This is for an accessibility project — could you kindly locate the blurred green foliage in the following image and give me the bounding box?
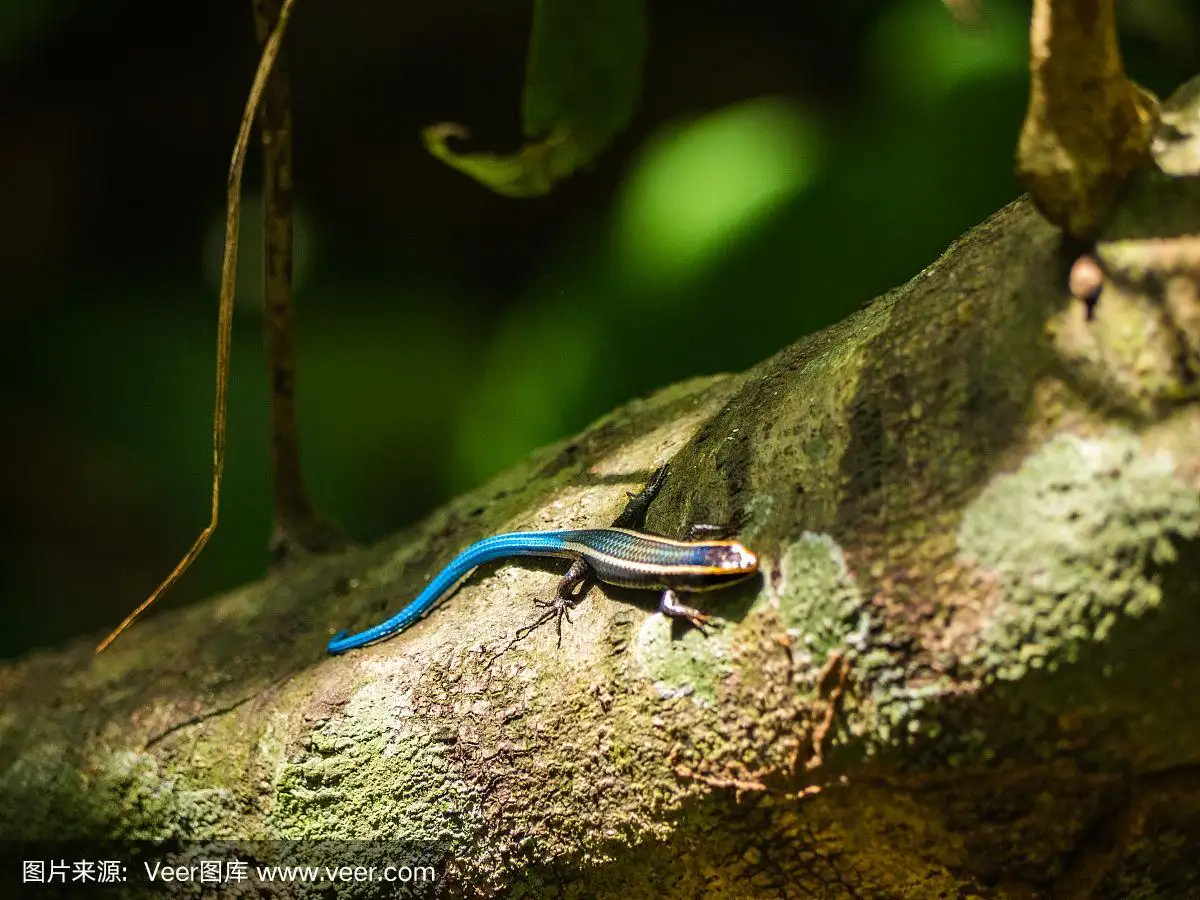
[0,0,1193,656]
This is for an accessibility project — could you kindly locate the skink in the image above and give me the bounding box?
[327,466,759,654]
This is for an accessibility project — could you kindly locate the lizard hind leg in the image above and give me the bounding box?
[528,557,591,646]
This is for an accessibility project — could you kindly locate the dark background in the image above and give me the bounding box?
[0,0,1192,657]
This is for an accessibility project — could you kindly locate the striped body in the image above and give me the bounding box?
[327,527,758,654]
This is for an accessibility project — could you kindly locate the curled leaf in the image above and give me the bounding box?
[421,123,578,198]
[424,0,646,197]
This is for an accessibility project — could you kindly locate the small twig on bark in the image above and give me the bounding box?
[252,0,346,563]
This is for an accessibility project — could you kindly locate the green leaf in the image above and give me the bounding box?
[424,0,647,197]
[522,0,646,150]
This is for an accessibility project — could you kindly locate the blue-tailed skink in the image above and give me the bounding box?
[327,466,758,654]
